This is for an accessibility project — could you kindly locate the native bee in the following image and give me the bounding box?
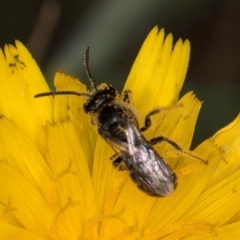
[35,47,206,197]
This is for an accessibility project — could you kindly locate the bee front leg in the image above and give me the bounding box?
[122,90,132,104]
[140,109,161,132]
[141,104,183,132]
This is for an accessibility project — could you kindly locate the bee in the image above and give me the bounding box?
[35,47,207,197]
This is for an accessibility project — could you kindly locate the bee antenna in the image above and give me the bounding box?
[34,91,90,98]
[84,47,97,89]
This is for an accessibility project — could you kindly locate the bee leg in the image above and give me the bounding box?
[140,109,161,132]
[141,104,184,132]
[149,136,182,150]
[122,90,132,103]
[110,153,127,170]
[149,136,208,165]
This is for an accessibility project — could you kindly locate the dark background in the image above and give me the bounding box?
[1,0,239,148]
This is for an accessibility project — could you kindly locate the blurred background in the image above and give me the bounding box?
[0,0,239,148]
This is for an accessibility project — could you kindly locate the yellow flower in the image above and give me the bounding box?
[0,26,239,239]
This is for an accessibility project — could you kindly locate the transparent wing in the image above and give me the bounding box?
[123,117,176,197]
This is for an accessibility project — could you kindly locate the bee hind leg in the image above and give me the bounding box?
[110,153,127,170]
[149,136,208,165]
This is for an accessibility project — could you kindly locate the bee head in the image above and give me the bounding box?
[83,84,117,114]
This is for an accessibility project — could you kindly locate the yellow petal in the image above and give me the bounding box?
[50,72,98,170]
[152,92,202,149]
[185,221,240,240]
[92,137,120,213]
[45,121,97,237]
[124,26,190,118]
[142,139,221,232]
[0,221,45,240]
[183,168,240,227]
[52,72,87,122]
[206,114,240,188]
[0,41,52,153]
[0,162,54,239]
[0,115,52,195]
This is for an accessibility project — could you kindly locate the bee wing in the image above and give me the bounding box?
[122,116,155,164]
[123,117,176,196]
[98,124,128,152]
